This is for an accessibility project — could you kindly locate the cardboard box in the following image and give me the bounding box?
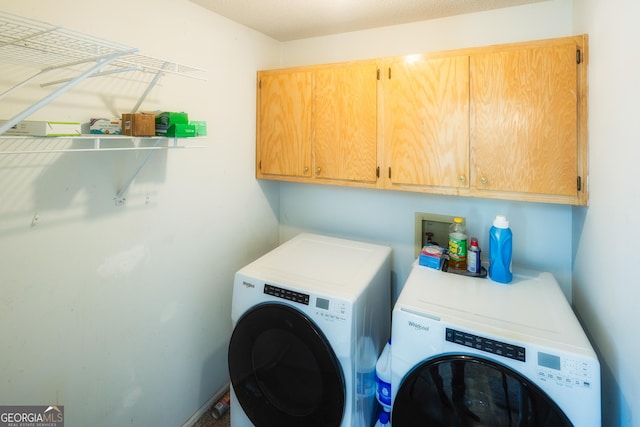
[122,113,155,136]
[1,120,81,137]
[419,245,444,270]
[89,118,121,135]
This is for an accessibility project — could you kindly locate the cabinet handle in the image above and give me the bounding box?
[458,175,467,183]
[480,176,489,186]
[303,166,309,174]
[316,167,321,175]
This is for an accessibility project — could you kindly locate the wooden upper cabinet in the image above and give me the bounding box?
[314,61,378,183]
[470,35,588,205]
[257,69,313,178]
[383,54,470,191]
[255,35,588,205]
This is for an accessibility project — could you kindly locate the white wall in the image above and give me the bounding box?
[277,0,576,299]
[281,0,573,66]
[0,1,281,425]
[279,185,573,301]
[573,0,640,425]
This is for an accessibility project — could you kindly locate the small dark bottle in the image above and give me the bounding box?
[467,237,481,274]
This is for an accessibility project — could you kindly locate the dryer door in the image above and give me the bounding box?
[228,303,345,427]
[393,355,572,427]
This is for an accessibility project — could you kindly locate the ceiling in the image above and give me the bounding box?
[190,0,546,41]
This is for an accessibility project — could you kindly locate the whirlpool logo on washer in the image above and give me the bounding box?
[242,281,255,288]
[408,320,430,332]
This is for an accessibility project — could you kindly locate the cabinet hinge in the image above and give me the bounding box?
[388,67,391,79]
[577,176,582,191]
[377,69,380,80]
[259,160,261,171]
[376,166,380,178]
[576,49,582,64]
[258,79,262,89]
[388,167,391,179]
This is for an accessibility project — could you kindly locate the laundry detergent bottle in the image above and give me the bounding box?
[375,339,392,412]
[489,215,513,283]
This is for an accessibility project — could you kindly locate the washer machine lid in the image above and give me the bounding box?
[392,354,572,427]
[228,303,345,427]
[397,264,594,353]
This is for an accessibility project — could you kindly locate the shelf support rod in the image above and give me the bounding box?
[0,69,48,102]
[114,138,163,206]
[0,48,137,135]
[131,62,170,113]
[40,66,141,88]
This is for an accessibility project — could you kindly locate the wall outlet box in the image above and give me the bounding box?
[414,212,463,258]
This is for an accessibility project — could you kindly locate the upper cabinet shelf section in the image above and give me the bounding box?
[0,11,205,135]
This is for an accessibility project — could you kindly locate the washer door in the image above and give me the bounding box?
[228,303,345,427]
[393,355,573,427]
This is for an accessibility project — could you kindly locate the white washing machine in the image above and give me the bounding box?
[391,263,601,426]
[228,233,392,427]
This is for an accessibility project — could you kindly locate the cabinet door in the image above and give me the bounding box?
[384,55,470,190]
[470,37,586,203]
[257,69,313,178]
[314,62,378,183]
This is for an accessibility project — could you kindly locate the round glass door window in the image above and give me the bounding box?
[228,303,345,427]
[393,355,572,426]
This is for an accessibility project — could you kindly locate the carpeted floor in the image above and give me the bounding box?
[192,407,230,427]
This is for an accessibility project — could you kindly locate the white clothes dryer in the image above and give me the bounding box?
[228,233,392,427]
[391,263,601,427]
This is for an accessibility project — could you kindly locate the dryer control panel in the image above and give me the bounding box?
[446,327,526,362]
[264,284,309,305]
[262,284,347,322]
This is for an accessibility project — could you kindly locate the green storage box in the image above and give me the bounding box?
[166,123,196,138]
[155,111,190,137]
[155,112,188,126]
[190,120,207,136]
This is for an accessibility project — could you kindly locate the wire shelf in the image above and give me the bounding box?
[0,11,206,137]
[0,11,203,77]
[0,12,207,204]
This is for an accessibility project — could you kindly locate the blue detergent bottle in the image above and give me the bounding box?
[489,215,513,283]
[375,339,392,412]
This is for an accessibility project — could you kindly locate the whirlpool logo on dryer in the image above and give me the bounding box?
[408,321,430,332]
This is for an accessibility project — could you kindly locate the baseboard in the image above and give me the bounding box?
[181,382,230,427]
